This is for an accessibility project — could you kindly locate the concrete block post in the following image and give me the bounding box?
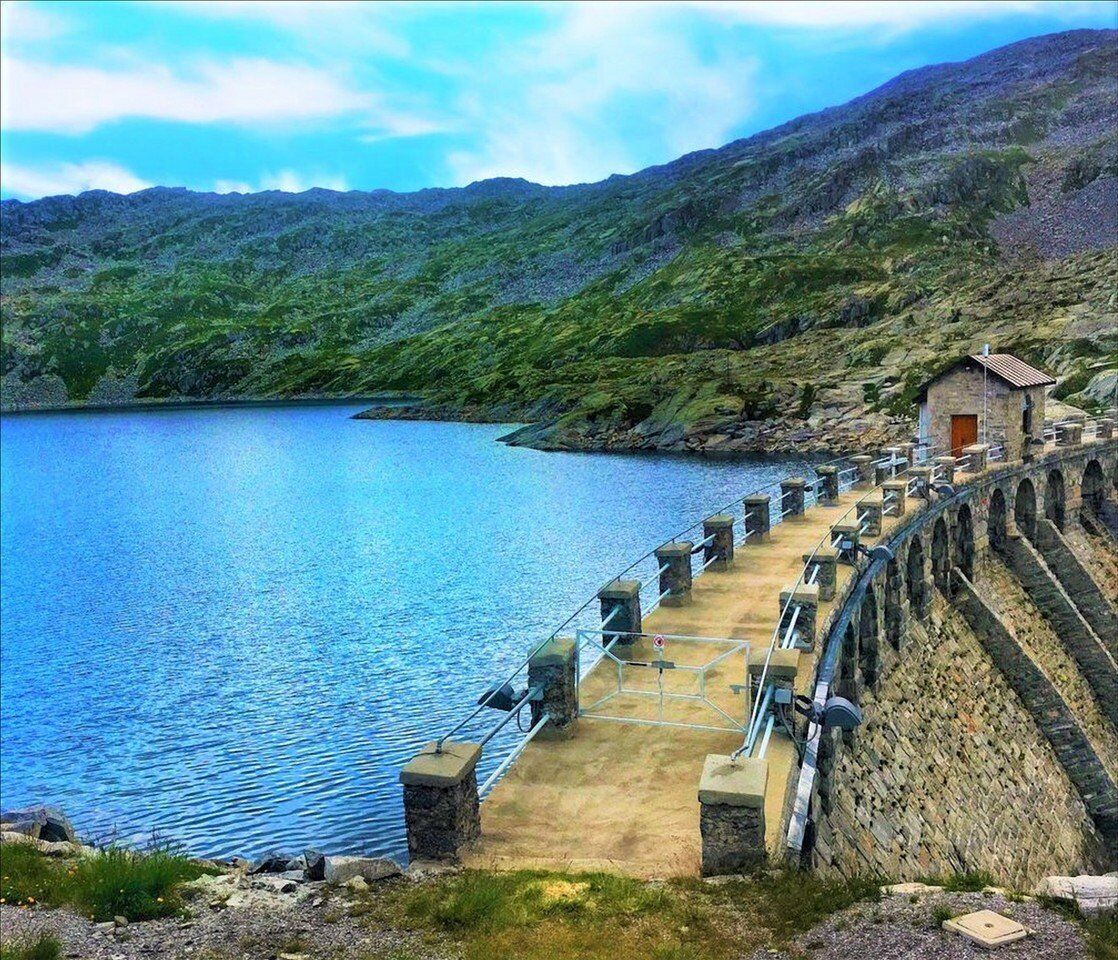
[907,466,933,500]
[899,442,918,467]
[698,755,768,876]
[528,637,578,741]
[857,498,883,537]
[598,580,642,646]
[400,741,481,862]
[702,515,735,571]
[742,494,771,543]
[779,583,819,651]
[780,478,807,518]
[1058,423,1083,447]
[831,522,861,565]
[934,456,957,485]
[852,455,875,489]
[1095,419,1114,440]
[816,465,840,504]
[882,479,907,517]
[803,547,838,601]
[962,443,988,473]
[655,542,694,607]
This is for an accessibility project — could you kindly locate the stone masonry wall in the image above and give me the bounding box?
[924,367,1042,460]
[812,592,1108,887]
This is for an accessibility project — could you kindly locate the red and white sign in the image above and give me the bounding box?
[652,635,666,651]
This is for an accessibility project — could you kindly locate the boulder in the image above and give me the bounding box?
[248,852,293,875]
[0,806,75,843]
[304,849,326,881]
[1035,875,1118,916]
[322,855,401,885]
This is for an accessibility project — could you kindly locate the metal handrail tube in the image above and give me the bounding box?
[478,685,543,747]
[479,713,550,798]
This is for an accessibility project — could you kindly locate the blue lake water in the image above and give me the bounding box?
[0,404,805,861]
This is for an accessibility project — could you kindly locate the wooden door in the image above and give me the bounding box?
[951,415,978,456]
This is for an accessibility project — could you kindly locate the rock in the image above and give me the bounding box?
[0,806,76,842]
[323,855,401,885]
[0,829,41,846]
[113,916,128,927]
[881,882,945,896]
[286,854,308,873]
[39,839,82,857]
[304,849,326,881]
[1034,875,1118,915]
[344,876,368,893]
[248,852,293,875]
[277,870,305,883]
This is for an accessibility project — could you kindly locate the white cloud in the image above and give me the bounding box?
[447,2,758,187]
[213,169,349,193]
[0,55,376,134]
[0,1,68,43]
[1,159,153,198]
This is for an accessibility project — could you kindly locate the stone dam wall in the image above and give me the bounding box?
[805,442,1118,887]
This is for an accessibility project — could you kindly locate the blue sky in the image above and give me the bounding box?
[1,1,1115,200]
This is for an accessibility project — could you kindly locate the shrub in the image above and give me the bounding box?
[0,932,61,960]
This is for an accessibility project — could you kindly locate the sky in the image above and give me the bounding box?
[0,1,1115,200]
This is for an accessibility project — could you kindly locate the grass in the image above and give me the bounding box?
[0,842,212,922]
[356,867,880,960]
[916,870,997,893]
[1084,913,1118,960]
[0,933,61,960]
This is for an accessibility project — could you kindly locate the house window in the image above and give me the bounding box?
[1022,394,1033,436]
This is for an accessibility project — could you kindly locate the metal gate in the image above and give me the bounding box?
[575,629,751,733]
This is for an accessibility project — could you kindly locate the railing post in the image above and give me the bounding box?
[851,455,875,489]
[934,456,957,485]
[831,522,861,565]
[400,741,481,862]
[598,580,642,645]
[779,583,819,651]
[1058,422,1083,446]
[962,443,988,473]
[816,465,840,505]
[780,478,807,518]
[882,479,907,517]
[1096,419,1114,440]
[743,495,771,542]
[703,515,735,570]
[907,466,933,500]
[899,442,917,468]
[655,542,694,606]
[857,498,883,537]
[803,548,837,601]
[698,755,768,876]
[528,637,578,741]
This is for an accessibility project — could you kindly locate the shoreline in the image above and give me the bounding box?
[0,393,422,418]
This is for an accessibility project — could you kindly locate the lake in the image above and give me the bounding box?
[0,404,805,861]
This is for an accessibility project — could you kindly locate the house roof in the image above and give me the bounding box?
[916,354,1056,400]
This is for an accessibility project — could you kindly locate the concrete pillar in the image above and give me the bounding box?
[598,580,641,645]
[698,755,768,876]
[1058,423,1083,447]
[816,465,840,504]
[779,583,819,651]
[962,443,988,473]
[742,494,771,542]
[655,542,694,606]
[400,741,481,862]
[857,498,883,537]
[852,455,875,489]
[899,442,918,467]
[1095,419,1114,440]
[831,521,861,565]
[934,456,957,485]
[907,466,933,500]
[882,479,907,517]
[803,547,837,601]
[702,515,734,571]
[780,478,807,518]
[528,637,578,740]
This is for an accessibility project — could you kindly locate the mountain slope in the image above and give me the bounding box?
[2,29,1116,451]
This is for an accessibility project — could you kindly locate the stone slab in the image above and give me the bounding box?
[529,636,576,669]
[698,755,768,808]
[400,741,481,787]
[747,648,801,680]
[598,579,640,600]
[942,910,1027,949]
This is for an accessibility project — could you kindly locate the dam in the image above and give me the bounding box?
[400,354,1118,884]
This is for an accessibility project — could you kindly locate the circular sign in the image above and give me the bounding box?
[652,635,666,651]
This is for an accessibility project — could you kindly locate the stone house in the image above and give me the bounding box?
[915,354,1055,460]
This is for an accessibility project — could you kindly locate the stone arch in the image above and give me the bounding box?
[953,503,975,583]
[1044,469,1066,530]
[885,556,903,650]
[838,621,858,702]
[1015,477,1037,540]
[1082,459,1106,515]
[989,487,1008,552]
[906,536,927,619]
[858,586,880,688]
[931,516,950,594]
[816,729,838,815]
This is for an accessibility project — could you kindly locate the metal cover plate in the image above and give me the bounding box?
[943,910,1027,949]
